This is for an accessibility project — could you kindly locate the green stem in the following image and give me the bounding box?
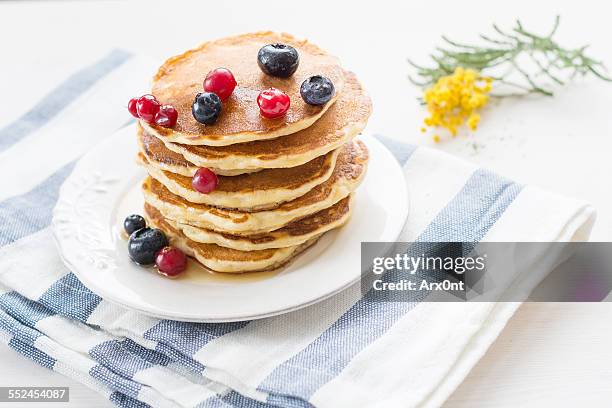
[408,16,611,96]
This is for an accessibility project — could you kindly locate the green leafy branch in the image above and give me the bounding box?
[409,16,611,97]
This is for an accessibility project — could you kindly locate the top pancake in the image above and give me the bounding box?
[147,32,345,146]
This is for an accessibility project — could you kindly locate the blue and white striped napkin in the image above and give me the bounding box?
[0,50,596,408]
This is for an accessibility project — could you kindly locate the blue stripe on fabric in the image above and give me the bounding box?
[38,272,102,322]
[0,49,132,152]
[154,342,206,374]
[90,365,141,399]
[0,308,56,369]
[0,160,75,247]
[90,340,156,379]
[221,391,280,408]
[374,135,418,166]
[8,337,56,369]
[88,339,171,385]
[264,395,313,408]
[143,320,248,360]
[0,308,45,345]
[116,338,171,367]
[263,298,423,404]
[259,168,523,403]
[196,396,234,408]
[198,391,282,408]
[0,291,54,326]
[419,169,523,242]
[109,392,150,408]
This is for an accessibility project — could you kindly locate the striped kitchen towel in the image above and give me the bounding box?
[0,50,596,408]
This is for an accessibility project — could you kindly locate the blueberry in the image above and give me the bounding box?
[192,92,222,125]
[128,227,169,265]
[300,75,335,106]
[257,44,299,78]
[124,214,146,235]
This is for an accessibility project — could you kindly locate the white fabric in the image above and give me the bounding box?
[0,50,597,407]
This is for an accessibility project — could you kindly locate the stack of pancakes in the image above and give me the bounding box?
[137,32,372,273]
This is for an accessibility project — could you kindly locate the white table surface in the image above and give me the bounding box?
[1,0,611,406]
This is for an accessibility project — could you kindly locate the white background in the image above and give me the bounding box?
[1,0,611,406]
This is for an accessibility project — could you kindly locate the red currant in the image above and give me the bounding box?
[154,105,178,128]
[136,94,161,123]
[192,167,218,194]
[257,88,290,119]
[155,246,187,277]
[204,68,237,101]
[127,97,139,118]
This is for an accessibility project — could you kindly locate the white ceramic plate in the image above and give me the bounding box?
[52,124,408,322]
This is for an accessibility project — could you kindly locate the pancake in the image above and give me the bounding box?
[177,195,353,251]
[138,125,199,176]
[146,32,345,146]
[137,142,339,211]
[142,140,369,234]
[145,204,320,273]
[147,71,371,172]
[137,124,257,177]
